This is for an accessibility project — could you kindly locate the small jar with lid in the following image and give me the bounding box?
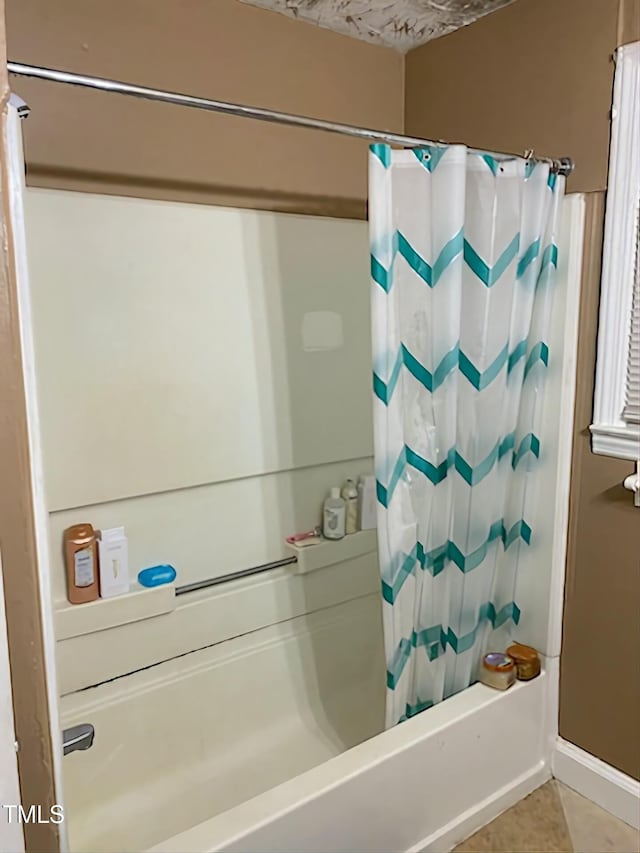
[506,643,541,681]
[479,652,516,690]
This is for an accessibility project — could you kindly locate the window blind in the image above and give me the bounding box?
[623,199,640,424]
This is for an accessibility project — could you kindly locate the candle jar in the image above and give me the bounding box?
[506,643,541,680]
[479,652,516,690]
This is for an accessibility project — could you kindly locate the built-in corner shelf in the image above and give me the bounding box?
[285,529,377,574]
[55,583,176,641]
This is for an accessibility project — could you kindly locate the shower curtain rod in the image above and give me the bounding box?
[8,61,574,176]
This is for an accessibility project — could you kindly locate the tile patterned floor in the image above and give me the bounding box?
[453,781,640,853]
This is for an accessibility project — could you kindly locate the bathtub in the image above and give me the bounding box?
[59,574,554,853]
[60,592,387,852]
[153,673,552,853]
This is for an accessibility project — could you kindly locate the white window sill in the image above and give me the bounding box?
[590,423,640,460]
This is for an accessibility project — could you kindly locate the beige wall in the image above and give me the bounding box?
[406,0,640,780]
[405,0,618,194]
[562,192,640,781]
[6,0,403,218]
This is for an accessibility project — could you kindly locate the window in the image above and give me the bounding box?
[591,41,640,460]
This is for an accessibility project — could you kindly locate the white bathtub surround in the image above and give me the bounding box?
[55,550,379,696]
[370,144,565,726]
[24,188,375,612]
[552,739,640,830]
[15,100,585,853]
[52,195,585,853]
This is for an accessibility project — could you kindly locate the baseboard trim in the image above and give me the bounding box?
[409,762,550,853]
[552,738,640,829]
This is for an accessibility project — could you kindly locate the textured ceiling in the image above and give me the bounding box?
[241,0,514,51]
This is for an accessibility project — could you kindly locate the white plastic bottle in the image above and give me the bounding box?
[323,487,346,540]
[98,526,130,598]
[341,478,358,535]
[357,474,377,530]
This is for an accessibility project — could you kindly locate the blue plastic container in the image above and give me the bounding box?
[137,564,177,588]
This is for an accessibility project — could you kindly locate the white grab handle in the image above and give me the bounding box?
[623,461,640,507]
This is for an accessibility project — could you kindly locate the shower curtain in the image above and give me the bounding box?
[369,143,564,727]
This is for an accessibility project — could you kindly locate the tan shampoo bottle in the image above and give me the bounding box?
[64,523,100,604]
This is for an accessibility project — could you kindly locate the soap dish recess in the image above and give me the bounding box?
[285,529,377,574]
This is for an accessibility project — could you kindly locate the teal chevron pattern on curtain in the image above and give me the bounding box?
[369,143,564,727]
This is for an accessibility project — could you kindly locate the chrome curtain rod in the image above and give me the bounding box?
[8,61,573,176]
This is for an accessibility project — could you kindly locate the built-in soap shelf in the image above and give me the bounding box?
[285,529,377,574]
[55,583,176,641]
